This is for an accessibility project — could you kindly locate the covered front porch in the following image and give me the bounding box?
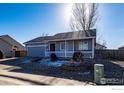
[46,51,93,58]
[45,38,95,58]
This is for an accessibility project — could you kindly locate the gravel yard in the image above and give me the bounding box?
[0,57,123,85]
[0,57,94,85]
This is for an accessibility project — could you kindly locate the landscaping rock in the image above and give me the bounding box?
[61,61,94,71]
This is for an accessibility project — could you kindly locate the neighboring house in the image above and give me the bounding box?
[95,43,107,50]
[0,35,25,57]
[24,29,96,58]
[118,45,124,50]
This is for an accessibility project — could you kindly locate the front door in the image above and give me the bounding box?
[50,44,55,51]
[0,50,3,59]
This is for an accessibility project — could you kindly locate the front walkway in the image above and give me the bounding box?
[0,70,93,85]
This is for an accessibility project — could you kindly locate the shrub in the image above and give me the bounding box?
[84,61,94,71]
[72,51,83,62]
[50,53,58,61]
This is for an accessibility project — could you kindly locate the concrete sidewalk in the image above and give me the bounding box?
[0,70,94,85]
[0,57,18,62]
[0,75,35,85]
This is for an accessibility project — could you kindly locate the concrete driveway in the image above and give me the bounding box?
[0,58,94,85]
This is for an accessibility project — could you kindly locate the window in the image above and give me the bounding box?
[60,42,65,50]
[79,42,83,50]
[12,46,18,51]
[83,41,88,50]
[79,41,88,50]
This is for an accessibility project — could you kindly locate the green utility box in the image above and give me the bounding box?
[94,64,104,84]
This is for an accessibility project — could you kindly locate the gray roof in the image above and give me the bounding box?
[0,35,25,50]
[118,45,124,49]
[24,36,53,44]
[96,43,107,48]
[24,29,96,44]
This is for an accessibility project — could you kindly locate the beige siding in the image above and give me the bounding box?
[0,39,13,57]
[1,35,25,50]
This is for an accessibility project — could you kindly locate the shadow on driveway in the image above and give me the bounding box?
[0,74,49,85]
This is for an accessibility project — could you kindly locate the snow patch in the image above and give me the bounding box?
[40,60,67,67]
[47,61,65,67]
[22,59,31,64]
[78,72,90,75]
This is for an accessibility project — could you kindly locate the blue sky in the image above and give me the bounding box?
[0,3,124,49]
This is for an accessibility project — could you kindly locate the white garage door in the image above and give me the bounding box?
[27,45,46,57]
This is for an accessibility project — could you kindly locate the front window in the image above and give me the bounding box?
[60,42,65,50]
[79,41,88,50]
[12,46,18,51]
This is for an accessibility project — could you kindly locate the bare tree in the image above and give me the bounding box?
[102,40,107,47]
[70,3,98,36]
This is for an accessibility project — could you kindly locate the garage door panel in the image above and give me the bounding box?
[27,46,45,57]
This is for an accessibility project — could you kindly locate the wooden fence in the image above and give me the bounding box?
[15,51,26,57]
[95,49,124,60]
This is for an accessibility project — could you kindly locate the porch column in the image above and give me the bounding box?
[92,38,95,58]
[73,40,74,53]
[65,40,66,57]
[45,43,47,57]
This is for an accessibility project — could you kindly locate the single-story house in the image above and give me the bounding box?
[95,43,107,50]
[118,45,124,50]
[0,35,25,58]
[24,29,96,59]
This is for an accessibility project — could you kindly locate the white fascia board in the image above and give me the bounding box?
[47,37,96,42]
[24,41,47,45]
[26,44,47,47]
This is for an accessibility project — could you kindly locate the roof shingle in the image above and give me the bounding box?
[24,29,96,44]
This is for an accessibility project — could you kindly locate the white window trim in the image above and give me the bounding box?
[79,41,83,50]
[79,41,89,50]
[60,42,65,51]
[83,41,89,50]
